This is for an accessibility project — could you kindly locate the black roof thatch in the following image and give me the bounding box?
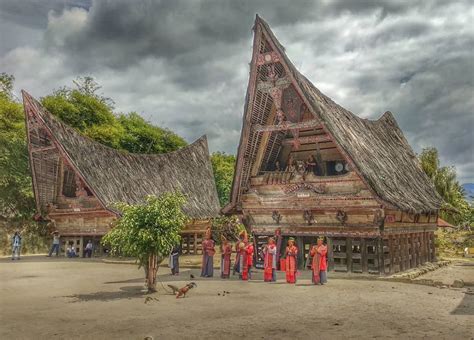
[23,91,220,219]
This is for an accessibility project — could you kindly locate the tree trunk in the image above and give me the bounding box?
[146,253,158,293]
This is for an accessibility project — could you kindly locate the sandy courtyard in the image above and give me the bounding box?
[0,257,472,340]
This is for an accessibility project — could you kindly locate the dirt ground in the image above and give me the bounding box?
[0,257,472,340]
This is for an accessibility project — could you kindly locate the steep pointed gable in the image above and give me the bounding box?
[227,15,442,214]
[23,91,221,219]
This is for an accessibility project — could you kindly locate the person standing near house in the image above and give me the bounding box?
[263,237,277,282]
[169,244,181,276]
[200,227,215,278]
[245,237,254,279]
[310,238,328,285]
[233,230,246,277]
[84,240,93,258]
[220,236,232,279]
[47,231,60,257]
[11,231,22,260]
[285,237,298,284]
[48,230,61,257]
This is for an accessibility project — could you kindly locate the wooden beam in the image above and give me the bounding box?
[31,145,57,153]
[253,119,322,133]
[282,135,331,146]
[251,105,276,176]
[256,77,292,92]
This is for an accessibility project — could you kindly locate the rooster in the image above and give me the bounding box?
[167,282,197,298]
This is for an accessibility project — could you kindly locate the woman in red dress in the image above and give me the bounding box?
[310,238,328,285]
[220,236,232,279]
[285,237,298,283]
[263,237,277,282]
[200,228,215,278]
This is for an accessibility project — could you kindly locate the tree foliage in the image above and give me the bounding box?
[419,147,473,226]
[101,193,187,292]
[41,77,187,154]
[0,74,35,219]
[211,152,235,207]
[118,112,187,154]
[211,215,245,243]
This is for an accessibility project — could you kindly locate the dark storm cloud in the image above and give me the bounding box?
[43,0,319,71]
[1,0,473,182]
[0,0,91,28]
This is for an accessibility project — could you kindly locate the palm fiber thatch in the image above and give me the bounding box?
[23,91,220,219]
[229,16,442,214]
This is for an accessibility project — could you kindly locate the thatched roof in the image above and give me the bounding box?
[227,16,442,214]
[23,91,220,219]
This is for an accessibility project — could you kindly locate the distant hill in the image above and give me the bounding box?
[462,183,474,202]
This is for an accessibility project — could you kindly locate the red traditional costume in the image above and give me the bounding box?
[200,228,215,278]
[285,240,298,283]
[263,240,277,282]
[245,241,254,280]
[310,242,328,285]
[220,240,232,279]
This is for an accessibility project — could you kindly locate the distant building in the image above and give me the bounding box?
[224,16,443,274]
[23,91,220,257]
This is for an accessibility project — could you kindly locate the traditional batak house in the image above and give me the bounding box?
[223,16,442,274]
[22,91,220,257]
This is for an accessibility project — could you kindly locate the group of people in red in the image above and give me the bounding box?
[200,227,328,285]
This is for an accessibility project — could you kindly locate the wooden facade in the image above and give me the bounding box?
[224,16,442,274]
[23,92,220,257]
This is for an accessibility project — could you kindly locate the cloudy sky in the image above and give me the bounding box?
[1,0,473,183]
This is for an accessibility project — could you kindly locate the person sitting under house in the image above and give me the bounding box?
[67,243,77,258]
[84,240,93,258]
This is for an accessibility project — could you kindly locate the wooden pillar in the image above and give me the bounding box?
[410,233,416,268]
[431,232,437,262]
[427,232,432,262]
[416,233,421,266]
[296,237,304,269]
[420,232,425,263]
[186,235,190,255]
[377,237,384,275]
[193,233,198,255]
[346,238,352,273]
[398,234,407,272]
[404,234,410,269]
[327,237,334,272]
[79,236,84,258]
[389,235,394,274]
[361,238,368,273]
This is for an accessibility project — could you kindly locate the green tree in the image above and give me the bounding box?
[118,112,187,154]
[102,193,187,293]
[0,74,35,220]
[42,77,187,154]
[211,152,236,207]
[419,147,472,226]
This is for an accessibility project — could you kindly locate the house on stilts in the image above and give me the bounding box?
[223,16,443,275]
[22,91,220,257]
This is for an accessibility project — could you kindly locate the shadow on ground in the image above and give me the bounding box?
[104,277,144,284]
[65,285,145,302]
[451,292,474,315]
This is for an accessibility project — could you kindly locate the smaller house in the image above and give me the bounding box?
[23,91,220,257]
